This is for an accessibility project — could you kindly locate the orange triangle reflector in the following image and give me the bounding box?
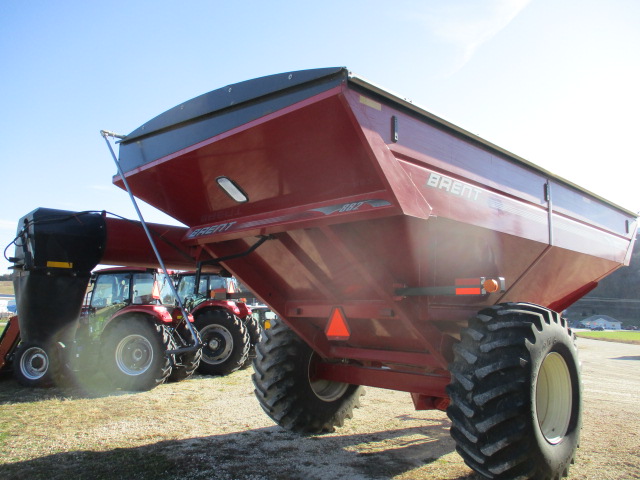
[326,307,350,341]
[151,281,161,300]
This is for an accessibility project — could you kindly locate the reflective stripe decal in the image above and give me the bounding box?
[46,261,73,269]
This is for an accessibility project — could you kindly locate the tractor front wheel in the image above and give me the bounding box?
[447,302,582,480]
[168,323,202,382]
[252,318,363,433]
[13,341,60,388]
[100,316,172,391]
[194,309,249,376]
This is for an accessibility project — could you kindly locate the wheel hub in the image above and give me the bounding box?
[116,334,153,376]
[536,352,573,444]
[308,353,349,402]
[131,348,144,362]
[200,325,233,364]
[21,347,49,380]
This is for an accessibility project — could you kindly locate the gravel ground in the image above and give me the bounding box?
[1,337,639,479]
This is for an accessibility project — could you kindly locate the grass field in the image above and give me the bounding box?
[575,330,640,345]
[0,281,13,295]
[0,371,260,480]
[1,339,639,479]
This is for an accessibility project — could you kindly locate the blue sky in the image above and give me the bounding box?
[1,0,639,274]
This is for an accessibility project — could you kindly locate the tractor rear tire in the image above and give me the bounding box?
[241,315,262,369]
[13,341,60,388]
[447,303,582,480]
[252,318,363,433]
[100,316,172,391]
[195,309,249,376]
[244,315,262,346]
[168,324,202,382]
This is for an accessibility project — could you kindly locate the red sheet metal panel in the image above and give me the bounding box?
[101,217,198,271]
[0,317,20,371]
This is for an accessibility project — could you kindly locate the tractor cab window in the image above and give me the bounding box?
[206,275,236,298]
[131,273,157,304]
[207,276,228,292]
[176,275,196,299]
[198,277,210,295]
[174,274,237,301]
[130,272,173,305]
[156,273,175,305]
[91,273,131,307]
[176,275,209,298]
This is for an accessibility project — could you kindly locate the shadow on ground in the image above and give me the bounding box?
[0,370,145,404]
[0,421,479,480]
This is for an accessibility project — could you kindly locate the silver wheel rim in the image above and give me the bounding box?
[308,354,349,402]
[115,334,153,376]
[20,346,49,380]
[200,324,233,364]
[536,352,573,444]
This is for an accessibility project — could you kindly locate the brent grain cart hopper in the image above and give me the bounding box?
[13,67,638,479]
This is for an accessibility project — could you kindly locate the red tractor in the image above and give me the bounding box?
[173,271,261,375]
[8,266,201,391]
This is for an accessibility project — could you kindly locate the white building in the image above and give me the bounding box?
[0,298,15,318]
[580,314,622,330]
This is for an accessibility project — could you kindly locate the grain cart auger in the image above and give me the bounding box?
[9,67,639,479]
[5,208,208,389]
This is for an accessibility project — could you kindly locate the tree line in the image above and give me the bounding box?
[589,236,640,300]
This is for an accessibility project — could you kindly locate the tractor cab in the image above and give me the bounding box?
[169,271,260,375]
[80,267,181,344]
[174,272,240,303]
[87,267,173,310]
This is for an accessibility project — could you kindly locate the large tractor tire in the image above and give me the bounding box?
[100,316,173,391]
[244,315,262,346]
[194,309,249,376]
[168,323,202,382]
[252,318,364,433]
[13,341,60,388]
[447,303,582,480]
[240,315,262,369]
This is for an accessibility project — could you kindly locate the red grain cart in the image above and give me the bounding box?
[10,67,638,479]
[116,67,637,480]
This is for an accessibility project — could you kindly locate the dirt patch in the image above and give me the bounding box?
[1,337,639,479]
